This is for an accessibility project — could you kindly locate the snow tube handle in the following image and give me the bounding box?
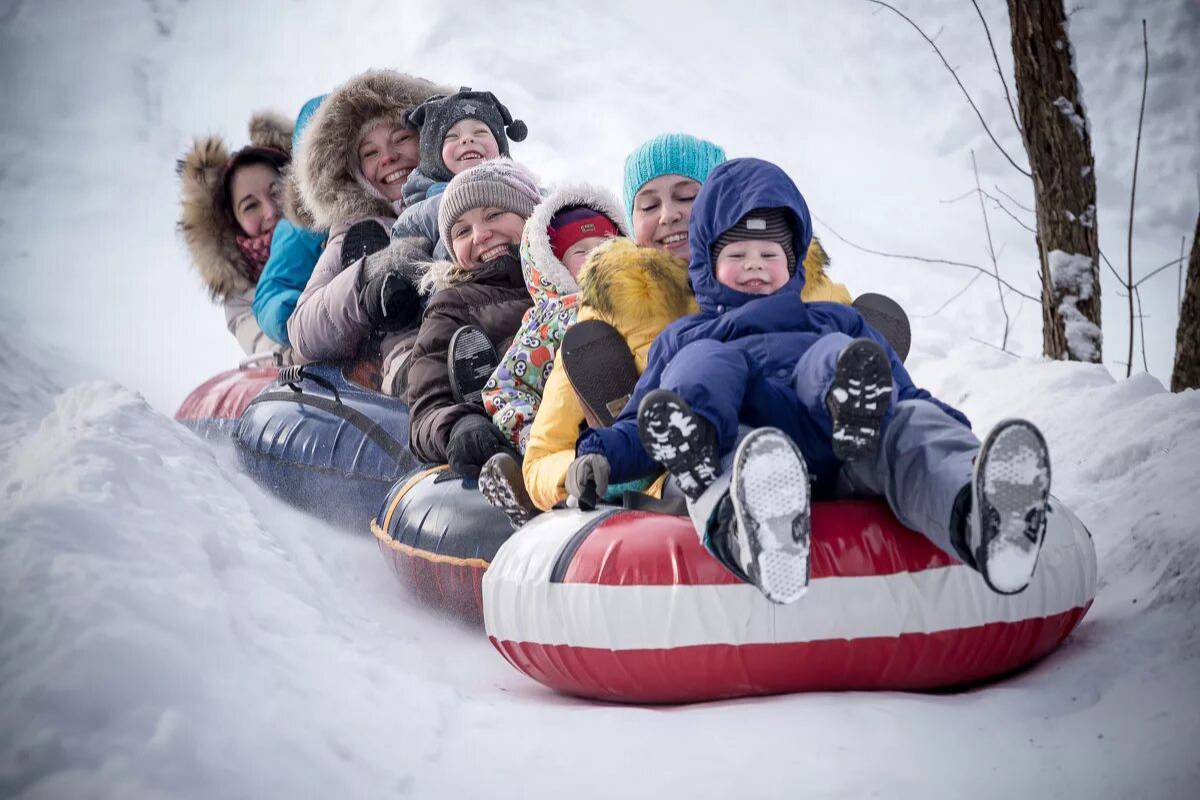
[279,365,342,405]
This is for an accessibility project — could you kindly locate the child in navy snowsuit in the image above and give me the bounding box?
[570,158,1053,605]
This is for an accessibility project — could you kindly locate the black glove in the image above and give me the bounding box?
[565,453,610,510]
[359,271,421,332]
[481,243,522,273]
[446,414,515,479]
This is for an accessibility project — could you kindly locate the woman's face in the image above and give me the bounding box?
[630,175,701,259]
[358,123,419,201]
[448,207,527,269]
[229,162,282,237]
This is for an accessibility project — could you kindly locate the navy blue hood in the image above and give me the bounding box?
[687,158,813,314]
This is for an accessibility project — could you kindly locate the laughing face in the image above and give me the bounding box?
[631,175,700,260]
[441,118,501,176]
[357,123,419,202]
[448,206,527,269]
[714,240,790,295]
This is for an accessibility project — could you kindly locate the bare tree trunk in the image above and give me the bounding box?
[1170,214,1200,391]
[1007,0,1102,362]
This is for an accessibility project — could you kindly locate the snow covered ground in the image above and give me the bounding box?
[1,1,1198,797]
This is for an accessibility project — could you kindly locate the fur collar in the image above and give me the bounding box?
[578,239,698,334]
[295,70,451,231]
[177,111,292,300]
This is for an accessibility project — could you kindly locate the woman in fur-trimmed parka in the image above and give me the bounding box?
[286,70,449,390]
[178,111,296,362]
[522,239,698,511]
[481,183,628,452]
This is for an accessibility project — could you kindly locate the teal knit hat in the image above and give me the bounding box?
[622,133,727,222]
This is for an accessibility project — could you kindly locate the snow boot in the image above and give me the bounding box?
[636,389,719,501]
[852,292,912,363]
[561,320,640,428]
[827,338,893,462]
[340,219,391,269]
[721,427,812,604]
[447,325,498,406]
[968,418,1052,595]
[479,452,537,529]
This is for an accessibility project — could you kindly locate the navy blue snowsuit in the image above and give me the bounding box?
[576,158,969,496]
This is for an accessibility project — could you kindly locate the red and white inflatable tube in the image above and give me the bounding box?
[484,498,1096,703]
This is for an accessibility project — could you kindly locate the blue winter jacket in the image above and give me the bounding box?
[253,219,327,345]
[252,95,328,346]
[577,157,969,487]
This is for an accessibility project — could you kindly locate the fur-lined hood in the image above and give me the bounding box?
[578,239,698,336]
[177,111,292,300]
[295,70,450,231]
[519,182,629,304]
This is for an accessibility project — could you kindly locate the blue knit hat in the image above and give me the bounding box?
[293,95,327,152]
[622,133,727,222]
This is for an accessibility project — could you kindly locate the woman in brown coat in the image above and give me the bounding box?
[406,159,540,474]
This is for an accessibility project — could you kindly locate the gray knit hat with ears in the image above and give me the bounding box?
[405,88,529,183]
[437,158,541,263]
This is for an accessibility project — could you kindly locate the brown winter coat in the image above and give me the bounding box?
[406,257,534,464]
[286,70,450,376]
[177,111,296,362]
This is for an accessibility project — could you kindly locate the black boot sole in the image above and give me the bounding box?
[636,389,718,501]
[561,320,640,428]
[479,452,537,529]
[448,325,499,406]
[828,338,893,462]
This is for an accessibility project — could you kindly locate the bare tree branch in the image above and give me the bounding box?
[811,211,1040,300]
[995,184,1034,213]
[973,150,1011,349]
[1125,19,1149,378]
[1133,256,1186,288]
[942,185,1037,233]
[1134,284,1149,372]
[911,273,984,318]
[1098,248,1127,285]
[865,0,1033,178]
[970,336,1023,357]
[971,0,1023,136]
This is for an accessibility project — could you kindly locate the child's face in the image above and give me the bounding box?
[561,236,610,277]
[449,206,527,268]
[441,118,501,175]
[229,162,282,237]
[631,175,700,259]
[357,124,419,201]
[714,240,790,295]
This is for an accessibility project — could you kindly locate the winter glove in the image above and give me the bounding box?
[360,236,433,286]
[446,414,516,479]
[565,453,610,510]
[481,243,522,273]
[358,271,421,332]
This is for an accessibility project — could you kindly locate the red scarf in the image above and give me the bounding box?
[236,228,274,282]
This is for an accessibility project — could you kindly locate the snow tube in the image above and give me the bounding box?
[175,365,279,440]
[484,497,1097,703]
[234,362,418,529]
[371,465,516,623]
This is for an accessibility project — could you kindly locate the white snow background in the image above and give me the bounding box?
[0,0,1198,797]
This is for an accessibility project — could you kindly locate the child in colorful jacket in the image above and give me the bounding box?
[481,184,627,452]
[568,158,1053,606]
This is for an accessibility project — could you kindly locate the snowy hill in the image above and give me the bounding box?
[1,1,1198,797]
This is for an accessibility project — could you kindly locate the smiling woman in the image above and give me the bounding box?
[177,111,296,363]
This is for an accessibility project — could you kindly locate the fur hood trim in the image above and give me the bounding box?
[418,257,469,295]
[520,182,629,304]
[177,111,292,300]
[295,70,451,231]
[578,239,698,333]
[803,235,833,291]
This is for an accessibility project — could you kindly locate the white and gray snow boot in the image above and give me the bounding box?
[968,419,1052,595]
[479,452,537,529]
[637,389,719,501]
[720,427,813,605]
[827,338,893,462]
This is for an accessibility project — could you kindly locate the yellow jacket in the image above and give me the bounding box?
[522,235,849,510]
